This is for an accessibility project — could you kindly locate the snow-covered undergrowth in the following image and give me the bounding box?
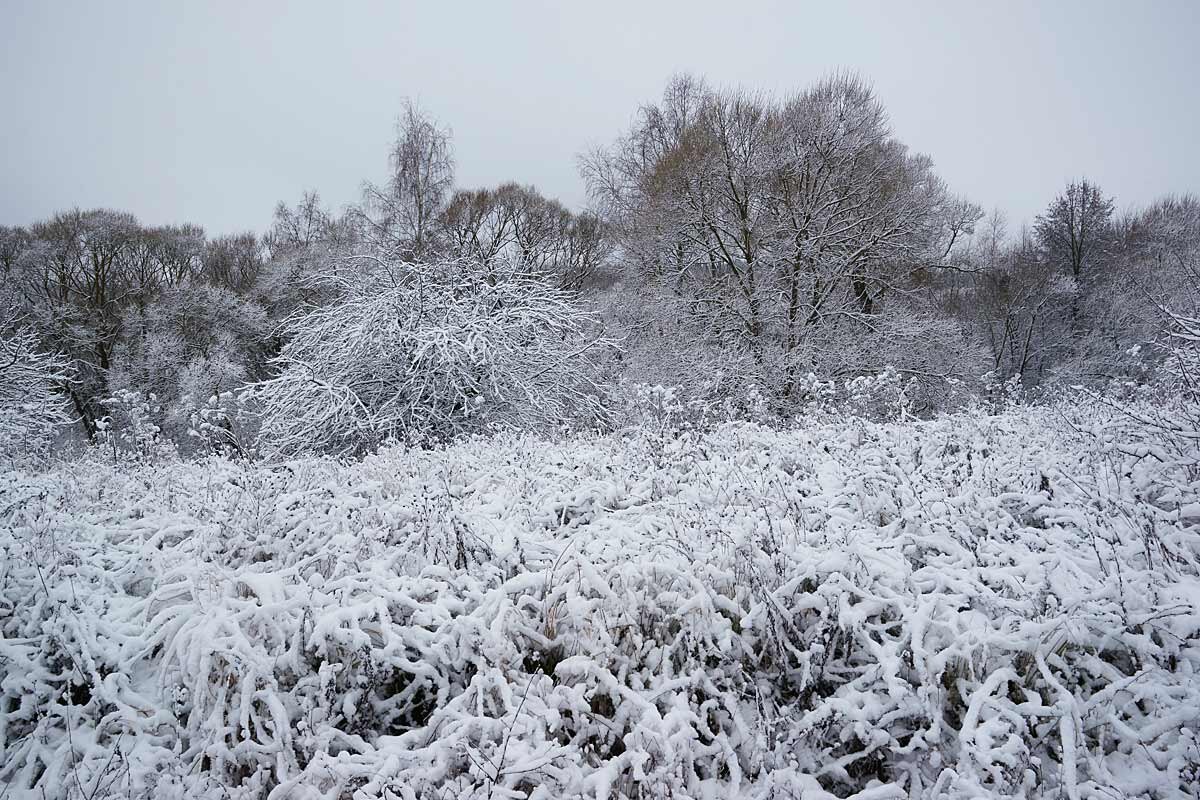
[2,402,1199,799]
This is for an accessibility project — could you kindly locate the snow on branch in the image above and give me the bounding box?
[248,257,616,456]
[0,326,73,458]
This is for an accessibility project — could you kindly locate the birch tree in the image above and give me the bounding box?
[362,101,455,260]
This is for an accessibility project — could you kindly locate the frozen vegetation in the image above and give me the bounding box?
[3,72,1200,799]
[2,388,1199,799]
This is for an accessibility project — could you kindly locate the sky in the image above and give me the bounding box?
[2,0,1198,237]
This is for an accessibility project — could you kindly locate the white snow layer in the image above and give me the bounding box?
[1,402,1199,799]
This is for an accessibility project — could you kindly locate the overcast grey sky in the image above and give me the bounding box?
[2,1,1198,237]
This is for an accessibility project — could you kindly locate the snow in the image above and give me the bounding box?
[1,398,1199,798]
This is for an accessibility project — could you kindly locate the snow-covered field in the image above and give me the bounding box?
[2,402,1199,799]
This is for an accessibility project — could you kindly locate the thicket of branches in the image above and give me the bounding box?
[251,258,613,457]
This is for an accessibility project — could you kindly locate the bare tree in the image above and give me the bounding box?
[362,101,455,260]
[265,190,333,258]
[582,72,712,281]
[21,210,142,434]
[202,233,264,293]
[440,187,516,274]
[586,73,973,396]
[500,183,570,274]
[13,210,261,438]
[440,183,611,291]
[1065,193,1200,383]
[1126,194,1200,310]
[972,229,1073,380]
[112,284,268,425]
[1035,178,1115,281]
[558,210,611,292]
[124,223,205,308]
[258,192,358,319]
[771,74,971,390]
[586,76,781,358]
[0,226,33,276]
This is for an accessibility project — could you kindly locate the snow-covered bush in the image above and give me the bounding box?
[249,257,615,457]
[3,398,1198,799]
[0,326,72,460]
[94,389,178,463]
[109,284,270,446]
[621,382,769,437]
[980,371,1026,414]
[841,365,915,420]
[1073,310,1200,469]
[185,391,258,460]
[589,279,769,406]
[1161,312,1200,403]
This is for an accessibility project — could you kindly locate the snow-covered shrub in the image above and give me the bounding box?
[788,371,839,410]
[781,306,987,415]
[249,257,615,457]
[980,370,1026,414]
[185,391,258,460]
[1161,312,1200,402]
[841,365,915,420]
[0,461,172,796]
[1071,310,1200,473]
[622,382,769,436]
[107,285,270,448]
[0,326,73,460]
[589,279,770,405]
[94,389,178,463]
[618,383,773,480]
[3,398,1199,799]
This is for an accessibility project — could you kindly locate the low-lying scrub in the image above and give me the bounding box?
[2,398,1198,799]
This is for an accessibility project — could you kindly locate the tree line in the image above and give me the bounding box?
[2,74,1198,456]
